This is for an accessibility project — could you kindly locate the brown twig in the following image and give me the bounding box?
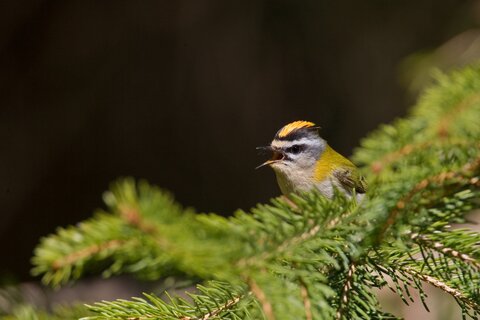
[119,204,174,250]
[119,205,158,234]
[279,195,300,211]
[401,265,478,311]
[180,294,244,320]
[411,233,480,270]
[249,278,275,320]
[300,283,313,320]
[52,239,125,270]
[336,263,356,320]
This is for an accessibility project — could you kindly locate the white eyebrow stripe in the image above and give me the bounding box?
[271,138,317,149]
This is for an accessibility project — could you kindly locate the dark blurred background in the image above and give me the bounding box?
[1,0,479,282]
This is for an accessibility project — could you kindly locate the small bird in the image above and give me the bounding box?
[257,120,366,201]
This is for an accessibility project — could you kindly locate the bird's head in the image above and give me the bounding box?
[256,121,326,174]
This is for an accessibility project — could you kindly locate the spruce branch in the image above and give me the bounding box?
[335,262,356,320]
[31,214,146,287]
[435,92,480,137]
[411,232,480,270]
[370,139,474,174]
[83,281,249,320]
[377,155,480,241]
[400,265,478,312]
[371,228,480,318]
[27,64,480,319]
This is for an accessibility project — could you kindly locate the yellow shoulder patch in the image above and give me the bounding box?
[314,145,355,182]
[277,120,316,138]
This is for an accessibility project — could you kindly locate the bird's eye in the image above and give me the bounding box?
[287,145,302,154]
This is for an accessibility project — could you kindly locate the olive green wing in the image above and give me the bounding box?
[333,166,367,194]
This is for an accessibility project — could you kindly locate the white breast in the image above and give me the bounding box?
[315,178,365,202]
[274,166,315,195]
[275,170,364,202]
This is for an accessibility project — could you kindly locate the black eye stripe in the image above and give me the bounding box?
[285,144,305,154]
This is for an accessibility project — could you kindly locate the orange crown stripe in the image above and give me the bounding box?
[277,120,316,138]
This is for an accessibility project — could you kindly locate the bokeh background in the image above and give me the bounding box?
[2,0,480,318]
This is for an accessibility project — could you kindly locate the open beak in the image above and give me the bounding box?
[255,146,285,169]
